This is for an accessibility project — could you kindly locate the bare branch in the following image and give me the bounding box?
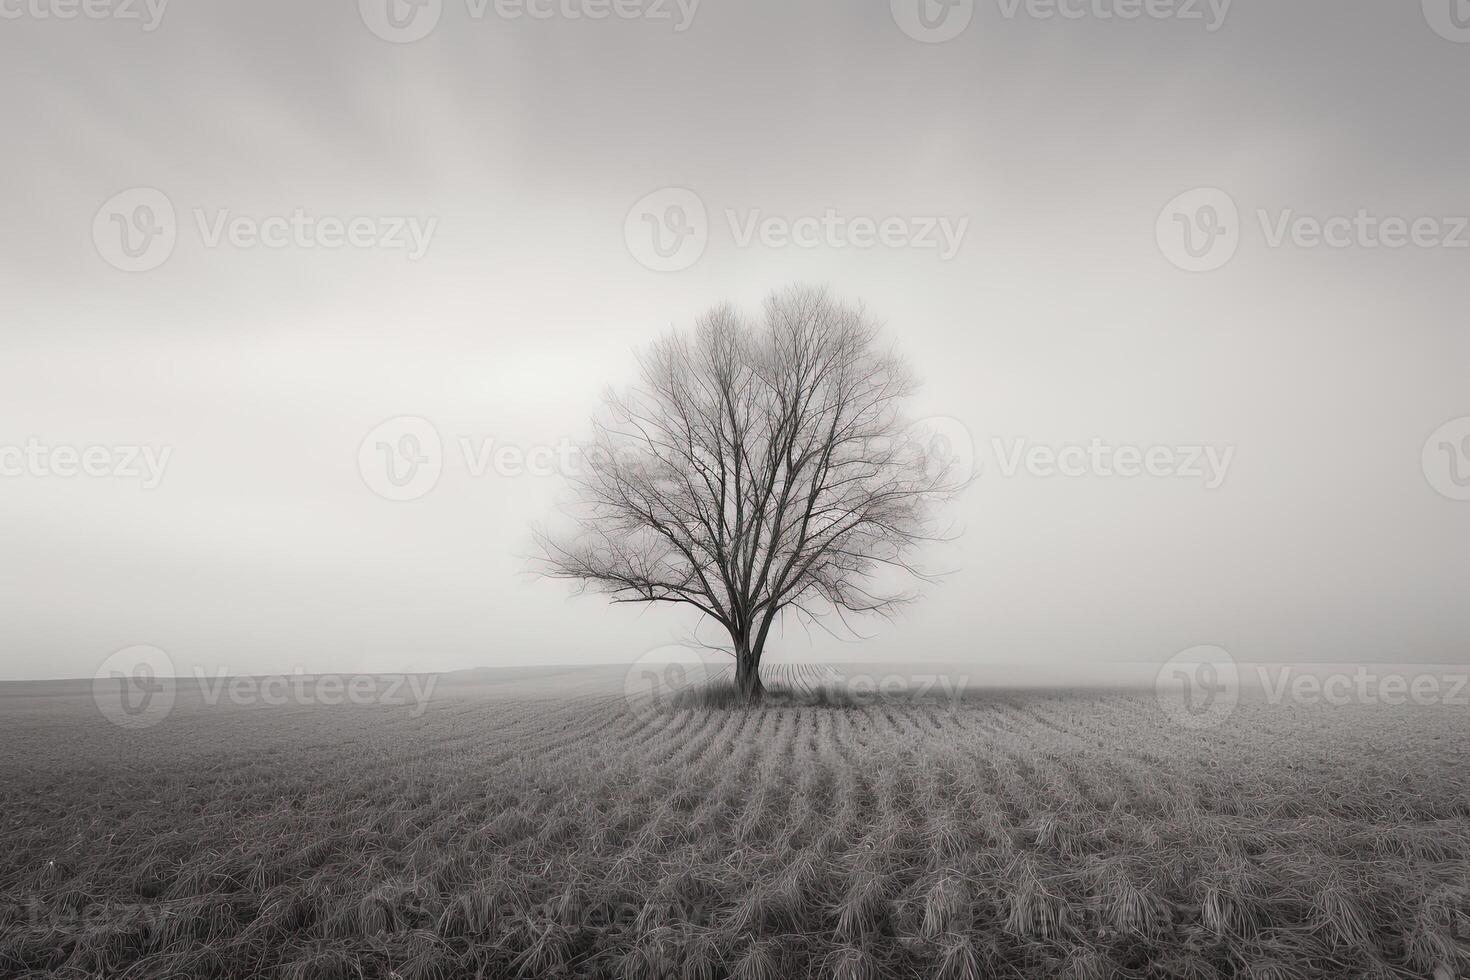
[533,286,963,697]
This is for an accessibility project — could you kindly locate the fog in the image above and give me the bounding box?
[2,0,1466,680]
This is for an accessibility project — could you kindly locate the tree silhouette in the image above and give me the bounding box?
[537,286,959,701]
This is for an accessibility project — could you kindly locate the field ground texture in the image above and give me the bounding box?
[3,664,1468,979]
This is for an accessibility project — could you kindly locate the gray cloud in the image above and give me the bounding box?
[1,0,1466,679]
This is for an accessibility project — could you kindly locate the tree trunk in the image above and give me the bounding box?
[734,640,764,703]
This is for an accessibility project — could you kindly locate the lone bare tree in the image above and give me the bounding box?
[536,286,959,701]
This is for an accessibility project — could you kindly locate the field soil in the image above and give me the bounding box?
[3,664,1468,978]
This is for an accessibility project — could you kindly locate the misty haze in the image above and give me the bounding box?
[2,1,1468,978]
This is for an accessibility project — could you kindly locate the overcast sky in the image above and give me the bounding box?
[2,0,1467,680]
